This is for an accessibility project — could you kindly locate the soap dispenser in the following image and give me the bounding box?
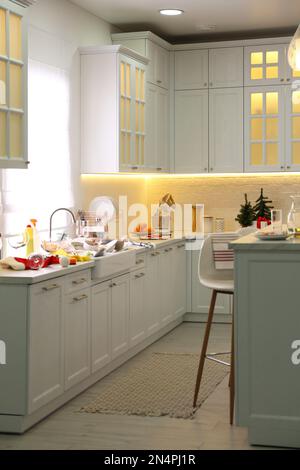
[30,219,40,253]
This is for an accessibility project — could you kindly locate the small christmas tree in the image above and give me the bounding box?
[235,194,256,227]
[254,188,273,220]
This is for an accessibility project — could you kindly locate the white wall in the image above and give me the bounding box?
[1,0,119,240]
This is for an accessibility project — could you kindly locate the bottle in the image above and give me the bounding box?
[25,225,34,257]
[30,219,41,253]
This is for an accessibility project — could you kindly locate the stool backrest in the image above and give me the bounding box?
[199,233,239,285]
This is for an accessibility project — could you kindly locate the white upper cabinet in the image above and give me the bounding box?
[80,45,148,173]
[244,44,289,86]
[175,50,209,90]
[175,89,209,173]
[0,0,28,169]
[146,83,169,172]
[209,87,243,173]
[209,47,243,88]
[285,86,300,172]
[244,86,285,172]
[147,40,169,89]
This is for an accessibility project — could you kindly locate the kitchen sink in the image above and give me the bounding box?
[92,249,136,279]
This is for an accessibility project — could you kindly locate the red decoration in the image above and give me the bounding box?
[256,216,271,229]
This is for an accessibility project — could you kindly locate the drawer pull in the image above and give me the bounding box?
[110,282,117,288]
[73,294,88,302]
[135,273,145,279]
[72,278,87,285]
[42,284,59,292]
[177,244,185,248]
[136,259,144,265]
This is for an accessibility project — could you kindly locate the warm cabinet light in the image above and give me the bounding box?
[288,24,300,70]
[159,9,183,16]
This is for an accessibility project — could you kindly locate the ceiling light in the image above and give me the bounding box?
[159,9,183,16]
[288,25,300,71]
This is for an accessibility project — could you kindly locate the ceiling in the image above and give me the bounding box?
[70,0,300,42]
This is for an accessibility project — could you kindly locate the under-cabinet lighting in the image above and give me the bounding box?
[159,9,183,16]
[81,172,300,179]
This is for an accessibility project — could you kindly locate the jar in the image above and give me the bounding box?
[287,195,300,235]
[215,218,225,233]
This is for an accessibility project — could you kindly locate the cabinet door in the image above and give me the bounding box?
[146,84,169,171]
[91,281,111,373]
[159,247,174,326]
[145,252,161,336]
[286,85,300,172]
[28,280,64,413]
[64,288,90,390]
[209,87,243,173]
[175,50,208,90]
[147,40,169,89]
[191,250,231,315]
[129,270,146,347]
[244,45,286,86]
[111,274,130,359]
[209,47,243,88]
[175,89,209,173]
[173,243,187,319]
[244,86,285,172]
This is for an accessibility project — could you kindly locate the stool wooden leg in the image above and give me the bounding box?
[229,307,235,425]
[193,289,217,408]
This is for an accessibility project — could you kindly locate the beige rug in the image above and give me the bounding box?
[80,352,229,419]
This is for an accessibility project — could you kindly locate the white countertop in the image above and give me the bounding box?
[230,233,300,251]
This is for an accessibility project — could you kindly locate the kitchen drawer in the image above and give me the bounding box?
[65,269,91,294]
[134,253,146,269]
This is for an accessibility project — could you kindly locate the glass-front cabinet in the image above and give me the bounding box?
[119,57,146,171]
[0,0,27,168]
[286,87,300,171]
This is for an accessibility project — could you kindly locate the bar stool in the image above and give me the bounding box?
[193,233,238,424]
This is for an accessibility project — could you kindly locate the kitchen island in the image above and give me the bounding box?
[231,233,300,448]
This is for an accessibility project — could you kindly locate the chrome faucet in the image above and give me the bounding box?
[49,208,76,241]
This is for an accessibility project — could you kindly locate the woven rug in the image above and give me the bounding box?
[80,352,229,419]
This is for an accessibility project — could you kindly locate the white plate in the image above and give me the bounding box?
[255,232,289,241]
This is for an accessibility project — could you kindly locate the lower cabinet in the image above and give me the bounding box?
[173,242,187,318]
[145,251,161,336]
[160,246,175,326]
[129,269,146,347]
[28,279,64,413]
[64,288,91,390]
[91,280,111,373]
[111,274,130,359]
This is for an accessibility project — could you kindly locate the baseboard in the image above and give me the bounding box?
[249,414,300,449]
[0,317,183,434]
[183,312,232,324]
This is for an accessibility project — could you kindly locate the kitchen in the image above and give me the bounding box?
[1,0,300,454]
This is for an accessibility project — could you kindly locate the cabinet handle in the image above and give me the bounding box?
[203,82,208,87]
[42,284,59,292]
[156,167,162,171]
[204,167,208,172]
[131,166,138,170]
[177,244,185,248]
[136,259,144,265]
[110,282,117,288]
[72,278,87,285]
[73,294,88,302]
[209,82,213,87]
[210,168,213,172]
[135,273,145,279]
[287,78,291,82]
[157,79,162,84]
[152,252,160,257]
[280,78,284,82]
[287,165,291,169]
[280,165,284,170]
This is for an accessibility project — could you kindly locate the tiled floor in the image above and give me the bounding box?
[0,322,257,450]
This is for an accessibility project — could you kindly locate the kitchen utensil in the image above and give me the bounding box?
[115,240,125,252]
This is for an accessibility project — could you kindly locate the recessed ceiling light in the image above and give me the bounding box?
[159,9,184,16]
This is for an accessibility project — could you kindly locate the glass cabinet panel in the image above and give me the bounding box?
[287,89,300,168]
[9,13,22,61]
[0,8,6,57]
[10,112,22,158]
[245,45,285,86]
[9,63,22,109]
[0,111,7,157]
[0,60,6,105]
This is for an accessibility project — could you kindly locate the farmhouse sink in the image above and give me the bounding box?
[92,249,136,279]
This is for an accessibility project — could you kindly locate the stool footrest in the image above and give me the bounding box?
[206,351,231,367]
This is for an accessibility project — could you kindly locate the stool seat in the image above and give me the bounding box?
[201,278,234,292]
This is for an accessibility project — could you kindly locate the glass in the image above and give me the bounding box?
[10,112,22,158]
[251,93,263,115]
[0,8,6,56]
[251,52,263,65]
[10,63,22,109]
[287,195,300,235]
[271,209,282,233]
[251,143,263,165]
[266,66,278,79]
[251,67,263,80]
[120,132,125,164]
[292,116,300,139]
[140,135,145,165]
[126,98,130,130]
[292,91,300,113]
[292,142,300,164]
[135,135,139,164]
[140,70,145,101]
[0,60,6,105]
[120,62,125,95]
[126,133,131,162]
[126,64,130,97]
[251,118,263,139]
[266,51,278,64]
[135,102,139,132]
[120,97,125,130]
[140,103,145,133]
[9,13,22,61]
[266,143,278,165]
[266,92,278,114]
[135,68,139,100]
[266,118,278,140]
[0,111,6,157]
